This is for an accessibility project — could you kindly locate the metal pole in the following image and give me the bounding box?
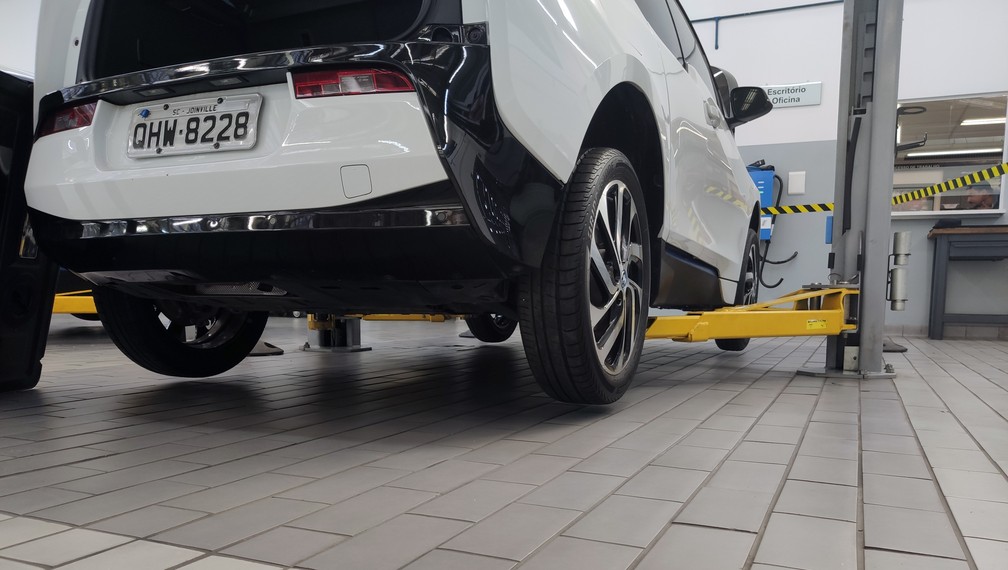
[825,0,903,375]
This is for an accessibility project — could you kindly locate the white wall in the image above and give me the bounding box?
[682,0,1008,144]
[0,0,41,77]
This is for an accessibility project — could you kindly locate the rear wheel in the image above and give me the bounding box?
[519,148,650,404]
[94,288,268,377]
[465,313,518,343]
[716,227,760,352]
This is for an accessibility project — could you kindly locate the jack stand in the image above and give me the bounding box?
[302,314,372,353]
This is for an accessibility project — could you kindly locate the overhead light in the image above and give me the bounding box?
[961,117,1006,126]
[906,147,1003,158]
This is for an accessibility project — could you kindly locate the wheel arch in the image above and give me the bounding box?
[578,82,665,291]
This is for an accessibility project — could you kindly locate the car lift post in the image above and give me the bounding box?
[815,0,904,377]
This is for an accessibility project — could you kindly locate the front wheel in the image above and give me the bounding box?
[94,288,268,377]
[716,227,760,352]
[465,313,518,343]
[519,148,651,404]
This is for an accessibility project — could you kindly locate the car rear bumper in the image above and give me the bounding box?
[28,41,565,279]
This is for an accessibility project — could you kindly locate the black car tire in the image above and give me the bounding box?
[465,313,518,343]
[716,227,760,352]
[94,287,268,377]
[519,148,651,405]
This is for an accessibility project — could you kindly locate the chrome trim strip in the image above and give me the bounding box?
[75,206,469,240]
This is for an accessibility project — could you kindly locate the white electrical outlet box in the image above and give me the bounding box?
[788,171,807,195]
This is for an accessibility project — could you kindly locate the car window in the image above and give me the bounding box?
[664,0,719,100]
[634,0,684,60]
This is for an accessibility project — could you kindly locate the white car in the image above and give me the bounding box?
[25,0,771,404]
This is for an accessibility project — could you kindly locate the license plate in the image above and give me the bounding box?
[127,94,262,158]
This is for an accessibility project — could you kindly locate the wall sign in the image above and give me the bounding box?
[762,82,823,108]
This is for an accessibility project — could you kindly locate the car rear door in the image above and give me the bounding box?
[0,71,59,390]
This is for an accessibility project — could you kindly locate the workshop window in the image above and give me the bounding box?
[892,94,1007,216]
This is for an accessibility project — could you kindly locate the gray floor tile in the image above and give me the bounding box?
[862,433,920,455]
[163,473,314,513]
[402,549,515,570]
[947,497,1008,541]
[729,442,795,465]
[58,540,202,570]
[862,450,931,479]
[55,460,204,495]
[933,469,1008,502]
[388,460,499,493]
[442,503,580,561]
[775,480,857,522]
[572,447,658,477]
[176,556,281,569]
[755,513,856,570]
[520,471,623,511]
[221,527,345,567]
[966,537,1008,570]
[519,537,640,570]
[616,466,707,502]
[0,487,91,515]
[863,504,965,559]
[32,480,204,525]
[652,444,729,471]
[708,460,786,493]
[277,466,408,503]
[368,444,470,471]
[412,479,534,522]
[864,549,969,570]
[636,524,755,570]
[0,529,132,567]
[88,505,207,538]
[457,440,544,465]
[167,455,300,487]
[675,487,774,532]
[537,433,619,459]
[0,558,44,569]
[863,473,945,512]
[797,435,860,461]
[154,497,325,550]
[565,494,681,547]
[745,425,803,445]
[481,454,580,486]
[923,448,1000,473]
[299,514,468,570]
[273,448,388,479]
[0,518,71,549]
[678,428,744,450]
[290,486,436,535]
[789,455,858,486]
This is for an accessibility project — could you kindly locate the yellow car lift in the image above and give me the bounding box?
[645,287,858,343]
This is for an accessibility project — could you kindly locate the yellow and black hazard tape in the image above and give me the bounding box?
[758,162,1008,216]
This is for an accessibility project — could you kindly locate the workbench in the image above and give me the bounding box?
[928,225,1008,339]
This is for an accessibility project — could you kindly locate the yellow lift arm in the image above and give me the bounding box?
[52,290,97,315]
[645,287,858,342]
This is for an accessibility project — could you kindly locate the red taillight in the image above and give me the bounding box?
[38,102,97,137]
[292,68,415,99]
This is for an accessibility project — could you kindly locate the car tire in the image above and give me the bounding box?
[519,148,651,405]
[465,313,518,343]
[93,287,268,377]
[716,227,760,352]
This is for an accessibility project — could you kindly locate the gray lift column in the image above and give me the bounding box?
[824,0,904,375]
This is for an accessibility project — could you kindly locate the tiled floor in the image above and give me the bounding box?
[1,315,1007,569]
